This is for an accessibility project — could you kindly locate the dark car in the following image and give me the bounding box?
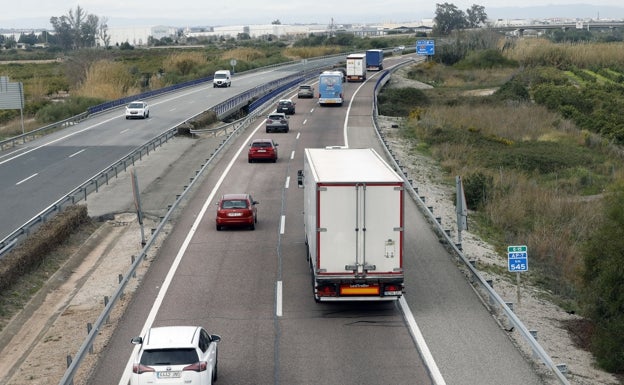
[276,99,296,115]
[248,138,278,163]
[297,85,315,99]
[215,193,258,230]
[265,112,289,133]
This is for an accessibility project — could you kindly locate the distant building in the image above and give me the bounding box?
[103,25,178,46]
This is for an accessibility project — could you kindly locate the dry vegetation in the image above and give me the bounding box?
[505,39,624,68]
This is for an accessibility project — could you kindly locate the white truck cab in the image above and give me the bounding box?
[213,70,231,88]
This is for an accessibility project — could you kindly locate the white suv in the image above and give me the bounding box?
[130,326,221,385]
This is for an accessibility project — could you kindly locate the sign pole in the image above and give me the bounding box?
[516,272,521,307]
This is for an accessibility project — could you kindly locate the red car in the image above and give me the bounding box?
[216,193,258,231]
[248,138,278,163]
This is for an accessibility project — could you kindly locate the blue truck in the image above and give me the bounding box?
[366,49,384,71]
[318,71,344,106]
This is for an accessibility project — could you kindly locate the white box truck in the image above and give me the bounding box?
[346,53,367,82]
[297,148,405,302]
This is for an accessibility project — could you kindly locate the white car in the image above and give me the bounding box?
[125,101,150,119]
[130,326,221,385]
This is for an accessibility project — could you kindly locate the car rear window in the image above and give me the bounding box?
[222,200,248,209]
[140,348,198,365]
[268,115,283,120]
[252,142,271,148]
[129,103,143,108]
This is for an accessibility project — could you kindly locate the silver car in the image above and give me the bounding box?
[265,112,289,133]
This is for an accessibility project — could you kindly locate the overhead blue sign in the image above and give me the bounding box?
[507,245,528,272]
[416,40,435,56]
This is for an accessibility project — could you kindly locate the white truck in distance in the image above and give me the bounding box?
[298,148,405,302]
[346,53,367,82]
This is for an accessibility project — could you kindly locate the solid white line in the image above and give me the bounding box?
[16,173,38,185]
[118,119,265,385]
[285,176,290,189]
[399,296,446,385]
[68,149,86,158]
[276,281,283,317]
[280,215,286,235]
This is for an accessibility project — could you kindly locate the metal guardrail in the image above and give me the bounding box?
[0,128,178,258]
[371,64,570,385]
[0,112,89,151]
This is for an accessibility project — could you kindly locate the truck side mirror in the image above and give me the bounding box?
[297,170,304,188]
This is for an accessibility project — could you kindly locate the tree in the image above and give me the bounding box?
[49,5,106,49]
[466,4,487,28]
[433,3,468,35]
[98,17,111,48]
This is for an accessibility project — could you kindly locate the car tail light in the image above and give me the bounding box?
[183,361,208,372]
[132,363,155,374]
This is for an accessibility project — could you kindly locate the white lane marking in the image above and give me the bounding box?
[400,294,446,384]
[285,176,290,189]
[16,173,38,185]
[290,151,295,160]
[276,281,283,317]
[296,132,301,139]
[1,84,214,167]
[119,119,265,385]
[280,215,286,235]
[69,149,86,158]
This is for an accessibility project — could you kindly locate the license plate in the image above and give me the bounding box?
[228,212,242,217]
[258,150,266,152]
[157,371,181,378]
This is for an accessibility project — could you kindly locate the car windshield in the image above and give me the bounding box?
[140,348,198,366]
[300,86,311,90]
[215,74,226,79]
[222,200,248,209]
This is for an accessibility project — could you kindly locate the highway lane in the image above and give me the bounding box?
[80,54,544,384]
[0,61,336,242]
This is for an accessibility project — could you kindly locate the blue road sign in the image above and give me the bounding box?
[416,40,435,56]
[507,245,528,272]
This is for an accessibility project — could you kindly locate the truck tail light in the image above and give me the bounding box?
[132,363,155,374]
[383,283,403,296]
[183,361,208,372]
[317,284,337,297]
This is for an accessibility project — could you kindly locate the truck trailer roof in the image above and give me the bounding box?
[305,148,403,183]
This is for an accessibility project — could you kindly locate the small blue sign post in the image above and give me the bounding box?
[507,245,528,272]
[508,245,528,307]
[416,40,435,56]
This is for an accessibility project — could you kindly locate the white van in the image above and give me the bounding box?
[213,70,231,88]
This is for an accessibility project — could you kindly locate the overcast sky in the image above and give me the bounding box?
[1,1,624,29]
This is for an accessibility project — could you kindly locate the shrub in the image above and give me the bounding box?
[582,184,624,372]
[0,205,90,293]
[377,88,429,117]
